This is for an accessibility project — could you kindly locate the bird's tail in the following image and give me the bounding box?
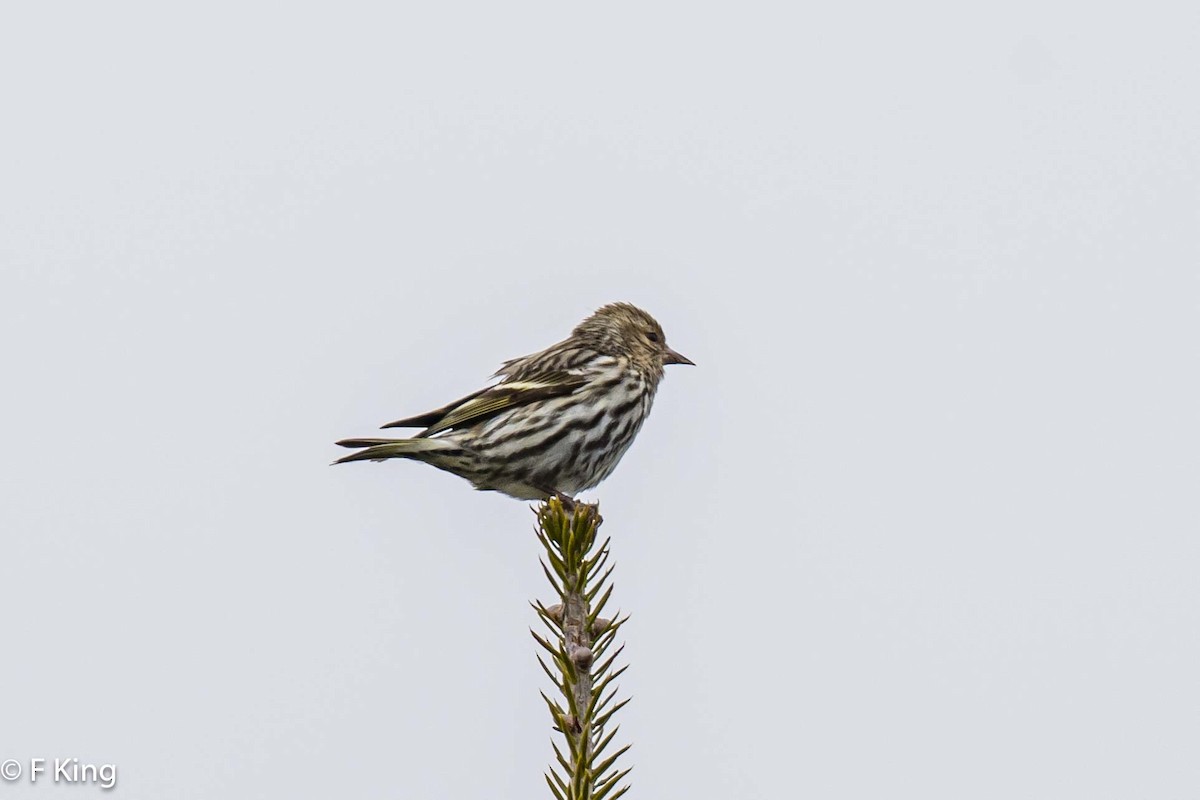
[332,437,457,465]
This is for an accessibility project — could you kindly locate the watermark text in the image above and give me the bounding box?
[1,758,117,790]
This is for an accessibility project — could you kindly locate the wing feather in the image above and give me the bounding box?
[381,386,492,429]
[383,372,589,437]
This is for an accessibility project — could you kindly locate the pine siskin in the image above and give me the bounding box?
[334,302,693,501]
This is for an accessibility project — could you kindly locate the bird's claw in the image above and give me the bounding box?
[554,492,602,526]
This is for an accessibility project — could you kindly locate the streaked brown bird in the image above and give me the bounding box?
[334,302,693,501]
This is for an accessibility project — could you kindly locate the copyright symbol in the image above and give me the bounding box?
[1,759,21,780]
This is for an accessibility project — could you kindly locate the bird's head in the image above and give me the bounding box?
[574,302,694,376]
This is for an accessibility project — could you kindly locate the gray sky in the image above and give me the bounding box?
[2,2,1198,798]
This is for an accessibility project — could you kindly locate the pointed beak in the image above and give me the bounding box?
[663,347,695,366]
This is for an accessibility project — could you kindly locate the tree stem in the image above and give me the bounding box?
[535,498,630,800]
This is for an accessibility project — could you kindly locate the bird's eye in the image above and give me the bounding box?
[646,331,660,344]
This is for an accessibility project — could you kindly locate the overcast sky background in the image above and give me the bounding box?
[2,2,1198,798]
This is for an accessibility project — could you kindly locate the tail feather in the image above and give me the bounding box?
[332,437,452,465]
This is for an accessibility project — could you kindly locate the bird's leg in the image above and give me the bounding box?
[552,490,578,514]
[535,486,603,526]
[551,490,602,527]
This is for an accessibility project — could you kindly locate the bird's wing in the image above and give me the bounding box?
[381,385,492,430]
[382,371,589,437]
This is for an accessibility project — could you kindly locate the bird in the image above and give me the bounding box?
[334,302,693,503]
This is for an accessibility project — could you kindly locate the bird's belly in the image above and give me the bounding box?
[474,394,650,495]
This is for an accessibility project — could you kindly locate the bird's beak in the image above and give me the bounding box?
[663,347,695,366]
